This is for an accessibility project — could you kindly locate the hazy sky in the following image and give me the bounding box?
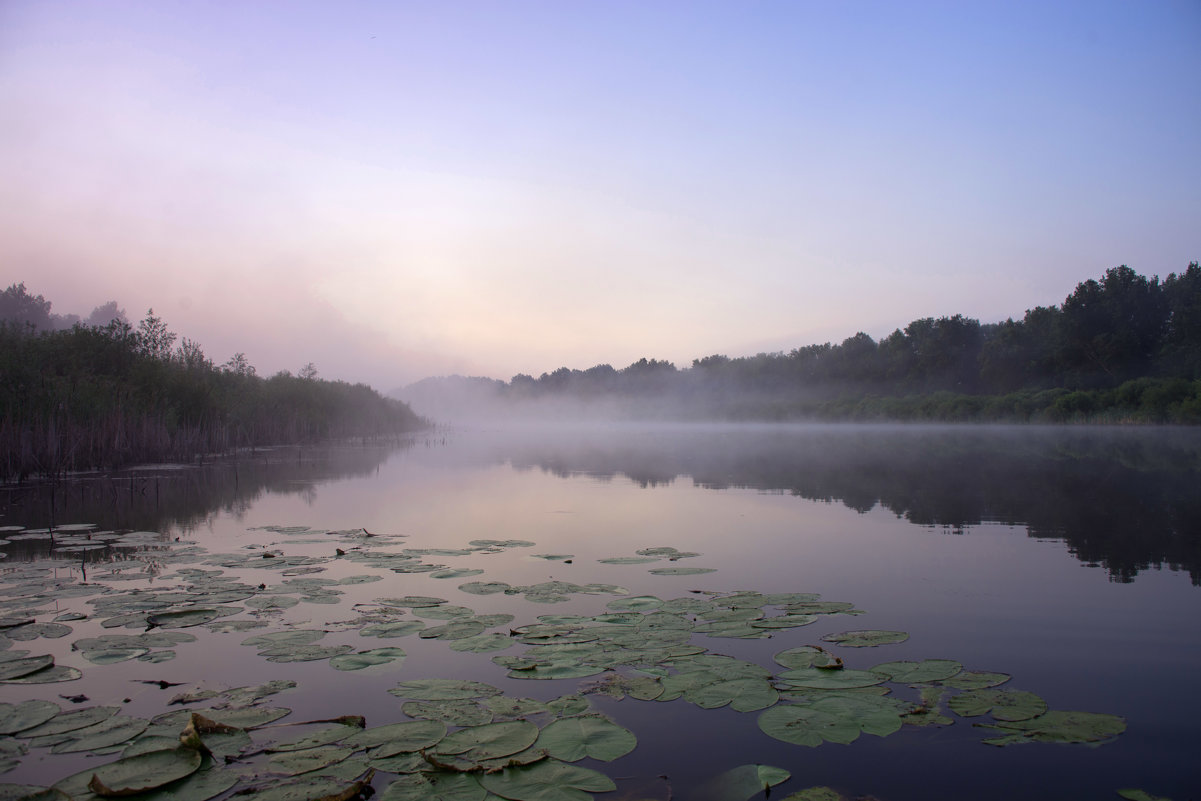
[3,1,1198,389]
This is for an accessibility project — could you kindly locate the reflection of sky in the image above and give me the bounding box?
[2,2,1199,387]
[6,432,1199,797]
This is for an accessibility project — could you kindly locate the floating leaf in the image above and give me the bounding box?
[821,630,908,648]
[948,689,1047,721]
[685,678,779,712]
[401,700,493,728]
[262,645,354,663]
[647,567,717,576]
[0,656,54,681]
[700,764,791,801]
[779,668,888,690]
[978,710,1126,746]
[390,679,502,701]
[328,648,405,671]
[773,647,841,670]
[479,759,616,801]
[758,705,860,747]
[267,745,355,776]
[378,772,487,801]
[20,706,120,738]
[434,720,539,765]
[0,785,69,801]
[344,719,447,754]
[939,671,1011,690]
[146,609,224,629]
[0,701,59,735]
[870,660,962,684]
[87,747,203,796]
[0,666,82,685]
[536,715,636,762]
[269,724,364,752]
[605,596,662,612]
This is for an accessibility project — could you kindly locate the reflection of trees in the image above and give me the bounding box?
[505,427,1201,585]
[0,444,401,556]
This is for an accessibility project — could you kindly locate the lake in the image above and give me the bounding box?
[1,424,1198,801]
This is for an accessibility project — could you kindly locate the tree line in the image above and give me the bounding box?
[488,263,1201,423]
[0,284,426,480]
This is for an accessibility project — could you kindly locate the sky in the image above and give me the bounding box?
[2,1,1198,390]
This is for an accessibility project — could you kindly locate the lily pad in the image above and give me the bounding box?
[821,630,908,648]
[779,668,888,690]
[267,745,355,776]
[479,759,616,801]
[328,648,405,671]
[979,710,1127,746]
[948,689,1048,721]
[345,719,447,754]
[434,720,540,764]
[700,764,791,801]
[0,656,55,681]
[390,679,502,701]
[378,772,487,801]
[758,705,860,747]
[0,701,59,735]
[536,715,636,762]
[871,659,962,684]
[685,678,780,712]
[87,747,203,796]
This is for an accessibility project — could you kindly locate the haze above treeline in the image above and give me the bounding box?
[399,262,1201,424]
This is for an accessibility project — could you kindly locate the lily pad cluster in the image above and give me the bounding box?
[0,520,1133,801]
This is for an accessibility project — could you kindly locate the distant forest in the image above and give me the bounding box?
[0,283,426,480]
[406,263,1201,423]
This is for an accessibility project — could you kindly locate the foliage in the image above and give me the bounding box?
[0,294,426,479]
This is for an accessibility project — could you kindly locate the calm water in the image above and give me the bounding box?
[2,424,1199,800]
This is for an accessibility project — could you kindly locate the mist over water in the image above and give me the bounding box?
[2,424,1198,799]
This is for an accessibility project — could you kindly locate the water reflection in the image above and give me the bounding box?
[0,442,403,561]
[3,426,1199,585]
[468,424,1201,585]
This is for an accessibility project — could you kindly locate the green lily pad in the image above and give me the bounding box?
[378,772,487,801]
[204,706,291,728]
[700,764,791,801]
[871,659,962,684]
[82,647,150,665]
[267,745,355,776]
[0,701,59,735]
[948,689,1048,721]
[978,710,1127,746]
[360,621,426,638]
[419,621,487,640]
[401,700,494,727]
[605,596,663,612]
[457,582,512,595]
[345,719,447,754]
[647,567,717,576]
[328,648,405,671]
[449,634,513,653]
[86,747,203,796]
[0,666,82,685]
[390,679,502,701]
[479,759,616,801]
[50,717,150,753]
[536,715,636,762]
[261,645,354,663]
[779,668,888,690]
[0,785,69,801]
[685,678,780,712]
[758,705,860,747]
[241,631,327,648]
[434,720,539,764]
[269,724,364,752]
[0,656,54,681]
[773,646,842,670]
[20,706,120,738]
[821,630,908,648]
[146,609,225,629]
[939,671,1011,690]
